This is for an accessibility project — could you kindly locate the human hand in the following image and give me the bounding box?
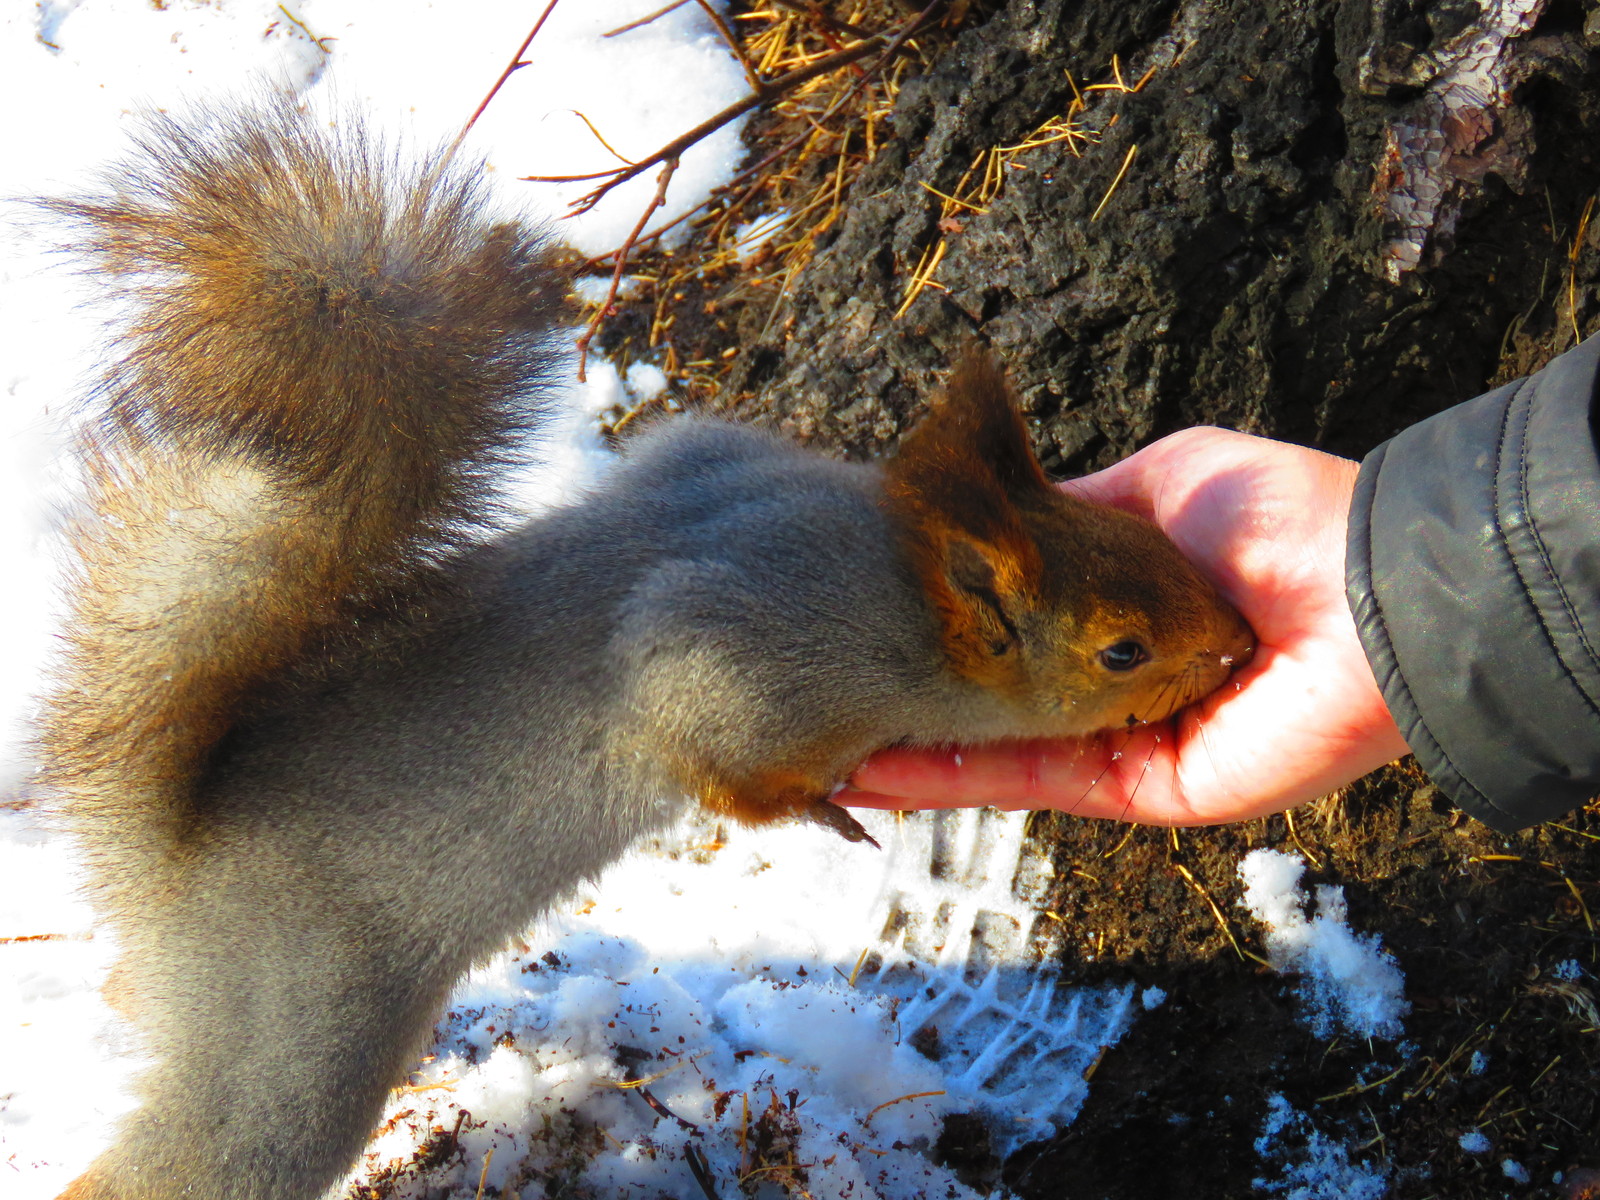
[845,427,1413,825]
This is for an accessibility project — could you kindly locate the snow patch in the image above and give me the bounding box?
[1239,850,1409,1039]
[1253,1093,1390,1200]
[731,209,790,262]
[333,806,1128,1195]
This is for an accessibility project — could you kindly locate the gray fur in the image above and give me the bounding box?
[92,420,980,1199]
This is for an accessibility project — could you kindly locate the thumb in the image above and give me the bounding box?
[1058,447,1163,517]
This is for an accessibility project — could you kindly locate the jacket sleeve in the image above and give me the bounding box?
[1346,334,1600,832]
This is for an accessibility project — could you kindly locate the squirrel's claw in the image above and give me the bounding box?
[801,797,881,848]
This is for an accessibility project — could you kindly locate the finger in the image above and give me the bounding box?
[1056,427,1250,516]
[847,651,1403,827]
[847,732,1216,823]
[1058,454,1159,515]
[849,740,1109,808]
[841,787,982,811]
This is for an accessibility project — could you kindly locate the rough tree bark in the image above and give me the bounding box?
[715,0,1600,474]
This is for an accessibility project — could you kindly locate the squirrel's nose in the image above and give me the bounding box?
[1216,608,1256,673]
[1217,630,1256,672]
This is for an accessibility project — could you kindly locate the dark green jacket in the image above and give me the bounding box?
[1348,336,1600,832]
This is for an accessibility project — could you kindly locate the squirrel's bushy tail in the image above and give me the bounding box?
[40,102,564,902]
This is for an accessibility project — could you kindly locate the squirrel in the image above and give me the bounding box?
[38,101,1254,1200]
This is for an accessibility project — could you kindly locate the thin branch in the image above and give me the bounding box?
[767,0,878,41]
[277,5,335,53]
[588,0,934,262]
[570,110,637,166]
[631,1082,699,1132]
[603,0,692,39]
[693,0,764,93]
[782,2,869,79]
[683,1143,719,1200]
[576,121,825,273]
[579,134,806,271]
[533,167,630,185]
[453,0,563,153]
[699,0,942,207]
[562,0,946,253]
[525,10,935,213]
[560,0,946,376]
[574,158,679,383]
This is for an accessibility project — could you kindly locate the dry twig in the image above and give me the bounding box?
[544,1,948,379]
[603,0,693,39]
[453,0,563,153]
[525,8,941,215]
[574,158,679,381]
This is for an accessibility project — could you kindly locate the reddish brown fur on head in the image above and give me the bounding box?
[884,349,1253,735]
[882,352,1047,689]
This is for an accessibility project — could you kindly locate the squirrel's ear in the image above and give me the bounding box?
[884,350,1053,683]
[918,529,1034,684]
[882,347,1055,558]
[884,347,1055,519]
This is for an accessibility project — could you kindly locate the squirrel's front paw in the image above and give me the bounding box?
[798,796,882,847]
[688,763,881,848]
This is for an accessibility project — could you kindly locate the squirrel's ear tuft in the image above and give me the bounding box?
[887,347,1054,510]
[883,346,1054,543]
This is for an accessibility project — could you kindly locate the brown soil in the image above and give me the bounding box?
[1000,779,1600,1199]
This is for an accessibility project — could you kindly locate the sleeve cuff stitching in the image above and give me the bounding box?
[1501,375,1600,724]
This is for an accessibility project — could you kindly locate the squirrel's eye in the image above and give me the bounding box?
[1098,640,1150,672]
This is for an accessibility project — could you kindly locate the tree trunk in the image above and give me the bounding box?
[716,0,1600,472]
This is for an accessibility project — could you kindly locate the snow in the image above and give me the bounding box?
[731,209,792,263]
[0,2,1402,1196]
[0,816,141,1178]
[1459,1129,1492,1154]
[5,786,1135,1195]
[1252,1093,1390,1200]
[8,0,748,259]
[1502,1158,1530,1183]
[1239,849,1410,1040]
[348,933,962,1196]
